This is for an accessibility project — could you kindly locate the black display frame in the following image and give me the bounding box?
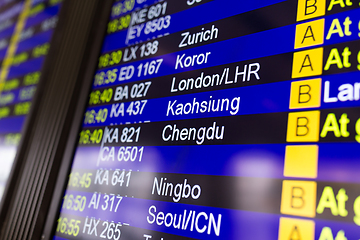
[41,1,114,239]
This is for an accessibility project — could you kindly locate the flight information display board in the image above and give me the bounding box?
[54,0,360,239]
[0,0,61,199]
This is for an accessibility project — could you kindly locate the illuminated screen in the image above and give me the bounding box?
[54,0,360,239]
[0,0,61,199]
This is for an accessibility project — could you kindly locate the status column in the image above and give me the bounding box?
[279,0,326,239]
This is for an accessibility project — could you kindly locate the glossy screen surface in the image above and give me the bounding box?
[54,0,360,239]
[0,0,61,200]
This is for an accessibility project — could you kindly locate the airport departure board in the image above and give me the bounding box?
[54,0,360,239]
[0,0,61,199]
